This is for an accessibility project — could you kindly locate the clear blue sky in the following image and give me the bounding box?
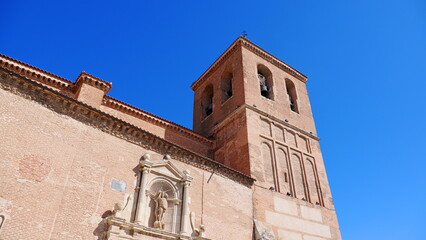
[1,1,425,239]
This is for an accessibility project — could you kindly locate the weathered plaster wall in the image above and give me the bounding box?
[0,86,252,240]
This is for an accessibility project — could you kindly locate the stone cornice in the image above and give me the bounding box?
[103,96,214,145]
[75,71,112,93]
[0,52,213,148]
[239,38,308,82]
[213,104,320,141]
[0,53,74,92]
[191,37,241,91]
[106,217,211,240]
[191,37,308,91]
[0,66,254,187]
[246,104,320,141]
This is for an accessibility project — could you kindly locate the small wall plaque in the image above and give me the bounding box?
[111,179,126,192]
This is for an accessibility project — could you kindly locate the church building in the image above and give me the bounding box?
[0,37,341,240]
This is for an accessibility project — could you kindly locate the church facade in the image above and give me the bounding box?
[0,37,341,240]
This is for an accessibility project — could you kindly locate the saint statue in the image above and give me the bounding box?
[153,190,169,229]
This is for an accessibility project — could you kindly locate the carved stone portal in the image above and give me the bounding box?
[136,154,193,234]
[104,154,211,240]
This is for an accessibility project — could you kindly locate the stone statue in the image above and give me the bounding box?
[190,211,206,238]
[112,195,131,219]
[112,203,124,218]
[154,191,169,229]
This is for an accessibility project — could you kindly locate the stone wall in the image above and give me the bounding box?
[0,79,252,240]
[246,108,341,240]
[0,36,342,240]
[253,187,341,240]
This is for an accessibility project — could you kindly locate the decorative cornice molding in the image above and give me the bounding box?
[191,37,241,91]
[103,96,214,145]
[190,37,308,91]
[0,53,214,148]
[75,71,112,93]
[212,103,320,141]
[245,104,319,141]
[239,38,308,82]
[106,217,211,240]
[0,54,73,92]
[0,67,254,187]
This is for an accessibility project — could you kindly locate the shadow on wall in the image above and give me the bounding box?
[93,210,113,240]
[92,156,143,240]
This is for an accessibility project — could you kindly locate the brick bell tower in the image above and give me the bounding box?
[191,37,341,240]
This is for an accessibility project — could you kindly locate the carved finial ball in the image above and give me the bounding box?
[142,153,151,161]
[114,203,124,212]
[163,154,171,161]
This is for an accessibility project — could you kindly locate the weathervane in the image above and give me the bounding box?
[242,30,248,38]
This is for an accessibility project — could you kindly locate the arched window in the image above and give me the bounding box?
[221,71,233,103]
[201,85,213,119]
[285,79,298,113]
[257,65,273,99]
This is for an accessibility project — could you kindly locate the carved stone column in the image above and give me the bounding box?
[135,154,152,224]
[180,180,191,235]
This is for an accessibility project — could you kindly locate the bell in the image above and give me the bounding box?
[205,103,213,115]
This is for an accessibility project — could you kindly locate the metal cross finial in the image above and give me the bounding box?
[242,30,248,38]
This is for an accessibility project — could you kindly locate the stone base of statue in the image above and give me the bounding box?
[154,220,164,229]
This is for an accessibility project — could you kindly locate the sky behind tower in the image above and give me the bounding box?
[1,1,426,239]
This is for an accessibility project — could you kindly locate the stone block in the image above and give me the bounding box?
[300,206,322,222]
[273,196,298,216]
[277,230,302,240]
[303,235,327,240]
[265,211,331,238]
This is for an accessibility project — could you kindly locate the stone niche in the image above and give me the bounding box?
[140,154,190,234]
[105,154,209,240]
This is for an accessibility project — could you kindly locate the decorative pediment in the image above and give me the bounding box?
[140,154,193,182]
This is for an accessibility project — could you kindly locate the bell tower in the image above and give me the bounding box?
[192,37,341,240]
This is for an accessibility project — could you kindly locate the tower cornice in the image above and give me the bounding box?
[212,104,320,141]
[191,37,308,91]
